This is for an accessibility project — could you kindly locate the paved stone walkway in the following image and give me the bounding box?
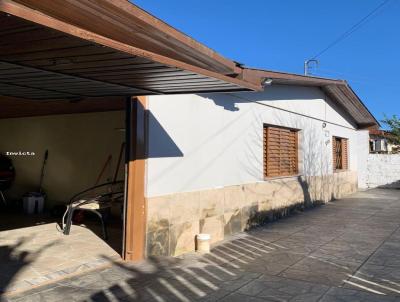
[0,221,120,294]
[2,189,400,302]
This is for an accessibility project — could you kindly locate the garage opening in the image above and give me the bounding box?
[0,98,132,292]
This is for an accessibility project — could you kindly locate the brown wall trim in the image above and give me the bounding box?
[123,96,147,261]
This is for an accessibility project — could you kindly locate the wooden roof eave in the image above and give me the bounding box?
[322,84,379,129]
[0,0,262,92]
[7,0,243,76]
[242,68,379,129]
[241,68,346,87]
[341,83,381,128]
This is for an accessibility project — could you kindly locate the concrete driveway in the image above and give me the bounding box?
[2,189,400,302]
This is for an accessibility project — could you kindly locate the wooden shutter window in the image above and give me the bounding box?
[264,125,298,178]
[342,139,349,170]
[333,137,342,170]
[332,136,349,171]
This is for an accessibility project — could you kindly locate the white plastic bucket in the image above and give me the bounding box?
[23,193,45,214]
[196,233,211,253]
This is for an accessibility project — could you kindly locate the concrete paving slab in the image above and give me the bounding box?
[2,188,400,301]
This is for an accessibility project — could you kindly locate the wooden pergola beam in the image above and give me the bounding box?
[11,0,241,75]
[0,0,262,92]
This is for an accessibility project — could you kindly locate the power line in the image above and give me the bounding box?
[312,0,392,59]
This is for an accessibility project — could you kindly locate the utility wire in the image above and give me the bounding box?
[312,0,392,59]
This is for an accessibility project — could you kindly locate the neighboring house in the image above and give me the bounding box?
[0,1,378,261]
[369,129,399,153]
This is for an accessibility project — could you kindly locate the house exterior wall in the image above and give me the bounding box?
[145,85,362,256]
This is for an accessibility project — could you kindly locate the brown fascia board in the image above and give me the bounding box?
[241,68,346,86]
[9,0,243,76]
[341,83,381,128]
[243,68,379,129]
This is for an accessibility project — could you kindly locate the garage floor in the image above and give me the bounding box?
[3,188,400,302]
[0,217,121,295]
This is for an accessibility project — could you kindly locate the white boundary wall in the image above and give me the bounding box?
[365,154,400,188]
[357,130,370,189]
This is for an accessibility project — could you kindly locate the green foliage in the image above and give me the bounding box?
[381,114,400,145]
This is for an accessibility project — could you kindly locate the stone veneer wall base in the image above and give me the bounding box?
[146,171,358,257]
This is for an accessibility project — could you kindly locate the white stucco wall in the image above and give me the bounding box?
[146,85,362,197]
[365,154,400,188]
[356,130,370,189]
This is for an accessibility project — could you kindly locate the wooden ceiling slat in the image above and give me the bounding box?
[121,78,227,85]
[0,81,147,96]
[0,74,214,89]
[5,79,224,90]
[1,45,112,62]
[0,37,91,56]
[1,76,105,85]
[0,96,126,119]
[160,87,244,93]
[0,60,158,97]
[12,80,128,89]
[75,66,181,77]
[144,82,237,90]
[101,73,204,82]
[0,82,79,97]
[0,22,32,32]
[88,70,196,81]
[2,80,142,92]
[0,16,38,31]
[0,90,74,99]
[0,84,141,99]
[0,28,62,45]
[59,63,172,77]
[0,70,43,78]
[18,52,130,66]
[48,62,163,73]
[0,24,40,36]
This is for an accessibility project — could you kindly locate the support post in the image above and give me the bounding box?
[123,96,147,261]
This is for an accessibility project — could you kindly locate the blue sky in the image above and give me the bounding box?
[133,0,399,125]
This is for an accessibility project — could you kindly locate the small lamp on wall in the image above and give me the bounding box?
[262,78,273,86]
